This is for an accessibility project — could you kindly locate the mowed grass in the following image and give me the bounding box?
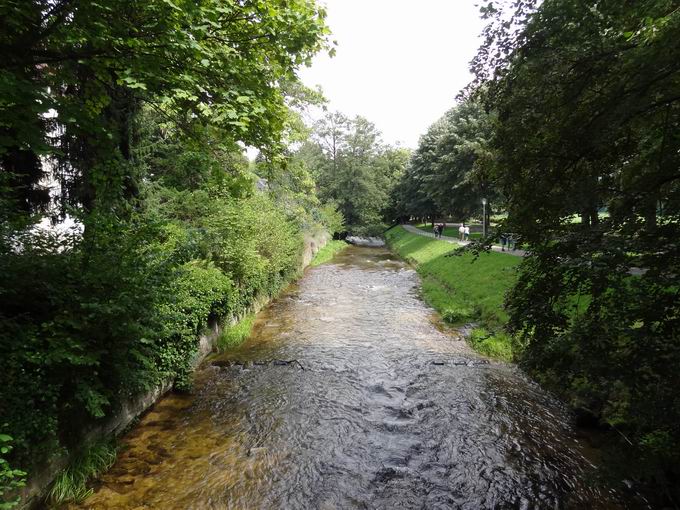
[310,240,349,266]
[385,226,521,360]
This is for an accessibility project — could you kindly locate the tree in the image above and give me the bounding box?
[392,98,499,227]
[392,118,447,223]
[0,0,330,216]
[471,0,680,501]
[0,1,333,498]
[430,100,497,223]
[301,112,408,233]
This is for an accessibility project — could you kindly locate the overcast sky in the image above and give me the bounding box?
[298,0,486,149]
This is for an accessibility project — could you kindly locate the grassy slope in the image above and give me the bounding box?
[309,240,348,267]
[385,226,520,360]
[217,313,256,351]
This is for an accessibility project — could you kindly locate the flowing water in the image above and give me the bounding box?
[76,246,628,509]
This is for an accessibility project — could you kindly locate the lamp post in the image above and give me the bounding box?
[481,198,487,239]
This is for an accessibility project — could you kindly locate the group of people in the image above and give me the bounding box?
[430,221,517,251]
[499,233,517,251]
[432,223,472,241]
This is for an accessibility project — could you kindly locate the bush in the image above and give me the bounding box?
[317,202,345,235]
[0,187,308,482]
[0,434,26,510]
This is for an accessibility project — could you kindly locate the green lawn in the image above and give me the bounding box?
[310,240,349,266]
[386,226,521,360]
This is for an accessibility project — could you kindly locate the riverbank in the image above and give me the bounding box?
[214,241,348,352]
[385,226,520,360]
[309,240,349,267]
[67,244,623,509]
[16,231,331,509]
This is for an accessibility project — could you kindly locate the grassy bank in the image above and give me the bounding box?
[385,226,520,360]
[47,441,117,505]
[217,313,256,351]
[310,240,349,266]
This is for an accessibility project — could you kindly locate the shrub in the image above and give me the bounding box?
[0,434,26,510]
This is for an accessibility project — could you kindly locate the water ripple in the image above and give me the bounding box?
[75,246,629,509]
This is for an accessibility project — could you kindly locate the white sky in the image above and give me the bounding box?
[298,0,486,148]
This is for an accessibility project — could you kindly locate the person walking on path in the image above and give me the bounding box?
[500,233,508,251]
[402,224,527,257]
[459,223,465,241]
[464,225,470,241]
[433,223,439,238]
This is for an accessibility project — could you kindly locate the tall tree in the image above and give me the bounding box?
[471,0,680,501]
[302,112,407,232]
[0,0,330,216]
[0,0,333,495]
[392,98,498,226]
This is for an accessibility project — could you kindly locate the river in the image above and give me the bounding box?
[75,245,627,509]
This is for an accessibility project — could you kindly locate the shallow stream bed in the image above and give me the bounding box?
[74,246,628,509]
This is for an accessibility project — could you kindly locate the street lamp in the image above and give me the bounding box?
[481,198,487,239]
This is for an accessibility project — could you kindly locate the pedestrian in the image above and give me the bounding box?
[464,225,470,241]
[500,233,507,251]
[508,234,516,251]
[458,223,465,241]
[433,223,439,238]
[438,223,444,238]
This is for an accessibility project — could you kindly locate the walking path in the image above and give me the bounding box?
[401,224,527,257]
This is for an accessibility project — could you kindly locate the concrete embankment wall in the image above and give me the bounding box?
[19,230,330,508]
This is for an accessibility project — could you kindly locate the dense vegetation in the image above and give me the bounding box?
[392,99,497,226]
[2,0,678,506]
[392,0,680,503]
[0,0,339,504]
[297,112,410,235]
